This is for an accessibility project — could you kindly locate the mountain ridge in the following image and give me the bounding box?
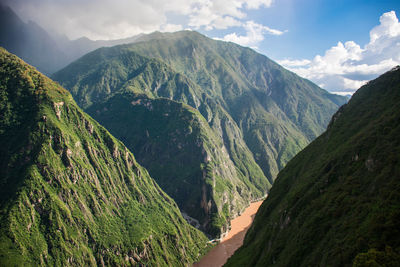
[225,66,400,266]
[0,4,144,75]
[54,30,347,184]
[0,47,208,266]
[53,31,347,237]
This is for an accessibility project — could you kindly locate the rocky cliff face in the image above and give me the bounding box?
[225,67,400,266]
[0,47,208,266]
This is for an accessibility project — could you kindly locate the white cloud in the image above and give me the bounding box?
[5,0,278,41]
[245,0,273,9]
[369,11,400,45]
[187,0,274,30]
[209,16,243,30]
[279,11,400,94]
[160,24,184,33]
[7,0,172,39]
[278,59,311,67]
[218,20,286,48]
[330,91,354,96]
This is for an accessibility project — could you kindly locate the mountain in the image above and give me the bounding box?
[54,31,346,183]
[0,4,142,74]
[53,46,270,237]
[0,4,68,74]
[86,91,267,236]
[0,47,208,266]
[53,31,347,237]
[225,67,400,266]
[52,34,143,67]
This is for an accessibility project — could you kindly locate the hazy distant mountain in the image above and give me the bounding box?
[226,67,400,266]
[0,47,208,266]
[53,31,347,236]
[51,33,143,68]
[0,4,142,74]
[0,4,68,74]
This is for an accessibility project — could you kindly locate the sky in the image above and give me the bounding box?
[5,0,400,95]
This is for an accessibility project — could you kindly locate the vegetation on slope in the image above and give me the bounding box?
[54,30,346,184]
[0,47,208,266]
[54,46,269,237]
[87,92,267,236]
[53,31,346,236]
[225,66,400,266]
[118,31,346,178]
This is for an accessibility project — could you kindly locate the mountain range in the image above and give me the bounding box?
[0,4,143,75]
[225,66,400,266]
[53,31,347,236]
[1,3,398,266]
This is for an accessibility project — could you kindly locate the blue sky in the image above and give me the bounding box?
[228,0,400,59]
[6,0,400,94]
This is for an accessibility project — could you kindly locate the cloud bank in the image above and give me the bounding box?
[278,11,400,94]
[218,20,286,48]
[5,0,282,47]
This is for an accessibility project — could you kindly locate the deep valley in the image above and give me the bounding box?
[1,2,399,266]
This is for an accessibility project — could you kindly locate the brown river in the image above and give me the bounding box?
[192,201,263,267]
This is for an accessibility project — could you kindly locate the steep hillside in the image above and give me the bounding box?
[53,31,346,236]
[54,30,346,184]
[0,47,208,266]
[87,92,267,236]
[123,31,346,177]
[225,67,400,266]
[55,47,269,236]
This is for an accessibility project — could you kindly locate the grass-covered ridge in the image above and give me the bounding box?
[0,47,208,266]
[225,66,400,266]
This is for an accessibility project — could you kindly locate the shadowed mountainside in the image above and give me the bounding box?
[225,66,400,266]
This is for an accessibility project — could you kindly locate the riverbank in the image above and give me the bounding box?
[192,201,263,267]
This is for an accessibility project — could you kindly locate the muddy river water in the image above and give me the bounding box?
[192,201,263,267]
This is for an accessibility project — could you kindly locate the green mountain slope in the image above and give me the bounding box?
[116,31,346,178]
[53,31,346,236]
[53,31,346,184]
[225,67,400,266]
[54,46,269,236]
[87,92,267,236]
[0,47,208,266]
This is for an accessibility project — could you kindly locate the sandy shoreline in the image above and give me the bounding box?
[192,201,263,267]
